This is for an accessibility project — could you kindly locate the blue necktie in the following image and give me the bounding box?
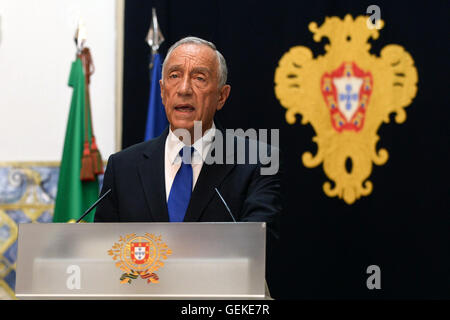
[168,146,194,222]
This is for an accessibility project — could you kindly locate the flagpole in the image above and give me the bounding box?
[144,8,167,141]
[147,8,164,69]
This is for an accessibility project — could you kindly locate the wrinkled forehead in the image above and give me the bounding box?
[165,43,219,75]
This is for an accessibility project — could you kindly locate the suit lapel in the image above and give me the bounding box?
[137,128,170,222]
[183,128,236,222]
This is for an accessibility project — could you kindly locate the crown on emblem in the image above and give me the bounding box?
[308,15,385,54]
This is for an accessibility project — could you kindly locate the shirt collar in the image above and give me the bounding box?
[167,122,216,164]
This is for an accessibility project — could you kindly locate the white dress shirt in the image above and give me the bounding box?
[164,123,216,201]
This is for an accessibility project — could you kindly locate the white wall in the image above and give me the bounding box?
[0,0,117,161]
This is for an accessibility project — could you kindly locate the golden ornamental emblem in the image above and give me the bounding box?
[274,14,418,204]
[108,233,172,284]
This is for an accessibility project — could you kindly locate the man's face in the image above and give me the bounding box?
[160,43,230,137]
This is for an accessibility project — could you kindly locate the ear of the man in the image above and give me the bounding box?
[217,85,231,111]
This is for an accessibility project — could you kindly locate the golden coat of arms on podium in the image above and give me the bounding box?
[275,15,418,204]
[108,233,172,284]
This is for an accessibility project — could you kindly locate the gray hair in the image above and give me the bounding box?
[161,36,228,88]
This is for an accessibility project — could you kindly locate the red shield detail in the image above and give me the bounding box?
[130,242,150,264]
[321,62,373,132]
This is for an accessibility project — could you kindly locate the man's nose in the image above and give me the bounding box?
[177,75,193,95]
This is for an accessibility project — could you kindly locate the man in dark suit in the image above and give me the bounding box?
[94,37,281,251]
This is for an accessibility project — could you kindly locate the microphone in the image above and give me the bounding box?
[76,189,112,223]
[214,187,237,223]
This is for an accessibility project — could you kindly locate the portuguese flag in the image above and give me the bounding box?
[53,48,103,223]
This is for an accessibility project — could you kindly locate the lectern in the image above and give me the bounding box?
[16,222,269,299]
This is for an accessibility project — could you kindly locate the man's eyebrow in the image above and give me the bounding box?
[166,65,213,76]
[167,65,183,73]
[190,67,211,75]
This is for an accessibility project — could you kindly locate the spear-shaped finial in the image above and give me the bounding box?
[146,8,164,69]
[74,19,87,54]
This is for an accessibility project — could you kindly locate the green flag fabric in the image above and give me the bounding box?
[53,58,99,222]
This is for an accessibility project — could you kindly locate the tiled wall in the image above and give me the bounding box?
[0,163,103,299]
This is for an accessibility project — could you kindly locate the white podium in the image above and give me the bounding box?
[15,222,269,299]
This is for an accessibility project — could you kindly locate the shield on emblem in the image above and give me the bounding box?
[321,62,373,132]
[130,242,150,264]
[333,77,363,121]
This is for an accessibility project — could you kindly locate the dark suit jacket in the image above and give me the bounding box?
[94,127,282,249]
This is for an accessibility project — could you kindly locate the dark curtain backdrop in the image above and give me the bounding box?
[122,0,450,299]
